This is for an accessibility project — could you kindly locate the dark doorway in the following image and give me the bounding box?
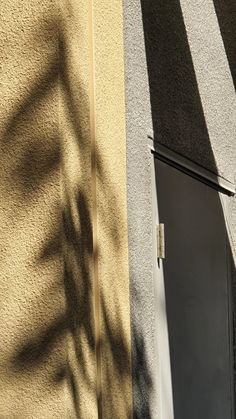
[155,158,234,419]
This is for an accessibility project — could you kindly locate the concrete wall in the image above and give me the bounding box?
[123,0,236,417]
[140,0,236,183]
[123,1,159,418]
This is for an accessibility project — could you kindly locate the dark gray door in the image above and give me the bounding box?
[155,158,233,419]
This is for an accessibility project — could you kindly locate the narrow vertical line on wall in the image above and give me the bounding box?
[88,1,103,417]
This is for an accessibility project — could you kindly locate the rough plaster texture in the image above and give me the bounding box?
[0,0,132,417]
[63,2,133,416]
[60,1,97,416]
[179,0,236,184]
[1,0,235,417]
[141,0,236,183]
[93,1,132,417]
[123,0,236,417]
[123,1,159,418]
[0,1,68,417]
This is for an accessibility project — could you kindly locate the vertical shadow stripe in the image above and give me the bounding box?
[88,1,103,417]
[140,0,211,168]
[213,0,236,89]
[180,0,236,179]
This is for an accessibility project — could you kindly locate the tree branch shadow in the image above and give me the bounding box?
[5,8,134,419]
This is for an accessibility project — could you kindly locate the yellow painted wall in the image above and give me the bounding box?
[92,1,132,417]
[0,0,132,417]
[0,0,69,417]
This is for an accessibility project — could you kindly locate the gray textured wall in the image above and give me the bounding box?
[123,1,158,418]
[124,0,236,417]
[140,0,236,183]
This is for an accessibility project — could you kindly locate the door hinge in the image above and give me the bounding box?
[157,223,165,259]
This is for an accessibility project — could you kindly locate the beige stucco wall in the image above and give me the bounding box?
[92,1,132,417]
[0,1,68,417]
[0,1,132,417]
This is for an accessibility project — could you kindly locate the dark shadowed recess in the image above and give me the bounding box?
[140,0,236,417]
[213,0,236,89]
[155,158,235,419]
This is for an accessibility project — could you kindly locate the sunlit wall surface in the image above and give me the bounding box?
[0,1,131,417]
[0,0,235,418]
